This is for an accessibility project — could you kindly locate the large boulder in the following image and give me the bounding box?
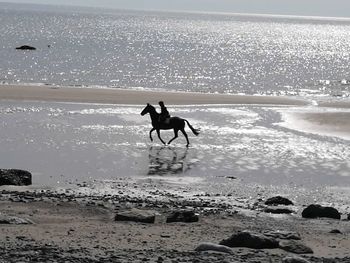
[301,204,340,220]
[265,196,293,206]
[195,242,233,254]
[166,210,199,223]
[115,208,156,223]
[219,231,279,249]
[15,45,36,50]
[0,169,32,186]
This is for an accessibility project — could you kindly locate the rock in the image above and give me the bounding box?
[263,207,293,214]
[115,208,156,223]
[301,204,340,220]
[279,240,313,254]
[0,215,34,225]
[15,45,36,50]
[330,229,342,234]
[263,230,301,240]
[219,231,279,249]
[0,169,32,186]
[166,210,199,223]
[195,242,233,254]
[282,256,311,263]
[265,196,293,206]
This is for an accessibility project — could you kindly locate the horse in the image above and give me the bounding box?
[140,103,200,147]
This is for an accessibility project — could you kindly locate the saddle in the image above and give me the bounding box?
[158,116,171,125]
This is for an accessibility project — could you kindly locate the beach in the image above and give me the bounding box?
[1,84,350,262]
[2,3,350,261]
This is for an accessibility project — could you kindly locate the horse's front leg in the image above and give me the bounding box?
[149,128,155,142]
[168,129,178,145]
[156,129,166,145]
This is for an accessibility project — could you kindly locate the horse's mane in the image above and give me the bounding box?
[147,103,158,113]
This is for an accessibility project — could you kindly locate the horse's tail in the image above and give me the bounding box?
[185,120,200,136]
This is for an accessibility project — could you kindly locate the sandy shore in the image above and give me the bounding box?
[1,189,350,263]
[0,84,308,105]
[2,84,349,140]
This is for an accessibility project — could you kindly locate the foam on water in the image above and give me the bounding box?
[277,107,350,141]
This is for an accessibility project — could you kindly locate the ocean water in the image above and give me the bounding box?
[1,3,350,97]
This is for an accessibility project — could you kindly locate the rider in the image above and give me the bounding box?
[158,101,170,124]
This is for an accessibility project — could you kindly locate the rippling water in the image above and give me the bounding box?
[0,101,349,188]
[1,3,350,97]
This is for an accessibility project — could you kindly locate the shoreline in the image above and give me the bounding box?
[2,84,349,141]
[0,84,308,106]
[0,187,350,262]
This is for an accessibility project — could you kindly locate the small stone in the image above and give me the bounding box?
[264,207,293,214]
[329,229,342,234]
[195,242,233,254]
[15,45,36,50]
[279,240,313,254]
[282,256,311,263]
[115,208,156,223]
[0,215,34,225]
[219,231,279,249]
[166,210,199,223]
[264,230,301,240]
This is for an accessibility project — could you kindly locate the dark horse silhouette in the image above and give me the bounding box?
[141,103,200,147]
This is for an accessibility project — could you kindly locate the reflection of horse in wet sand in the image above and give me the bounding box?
[141,103,200,147]
[147,146,192,175]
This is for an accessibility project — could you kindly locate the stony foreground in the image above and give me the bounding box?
[1,188,350,263]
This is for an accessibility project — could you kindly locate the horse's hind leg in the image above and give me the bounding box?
[168,129,179,145]
[181,129,190,147]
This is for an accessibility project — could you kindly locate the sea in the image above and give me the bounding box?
[1,3,350,208]
[1,2,350,97]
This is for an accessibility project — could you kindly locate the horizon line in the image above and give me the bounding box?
[1,1,350,21]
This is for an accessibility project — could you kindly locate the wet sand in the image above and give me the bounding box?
[0,84,307,105]
[279,109,350,141]
[1,84,349,140]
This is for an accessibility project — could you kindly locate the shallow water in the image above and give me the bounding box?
[0,101,349,190]
[1,3,350,97]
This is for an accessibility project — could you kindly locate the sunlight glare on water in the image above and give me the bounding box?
[0,101,349,188]
[1,3,350,97]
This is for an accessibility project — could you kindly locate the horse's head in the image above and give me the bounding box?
[141,103,153,116]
